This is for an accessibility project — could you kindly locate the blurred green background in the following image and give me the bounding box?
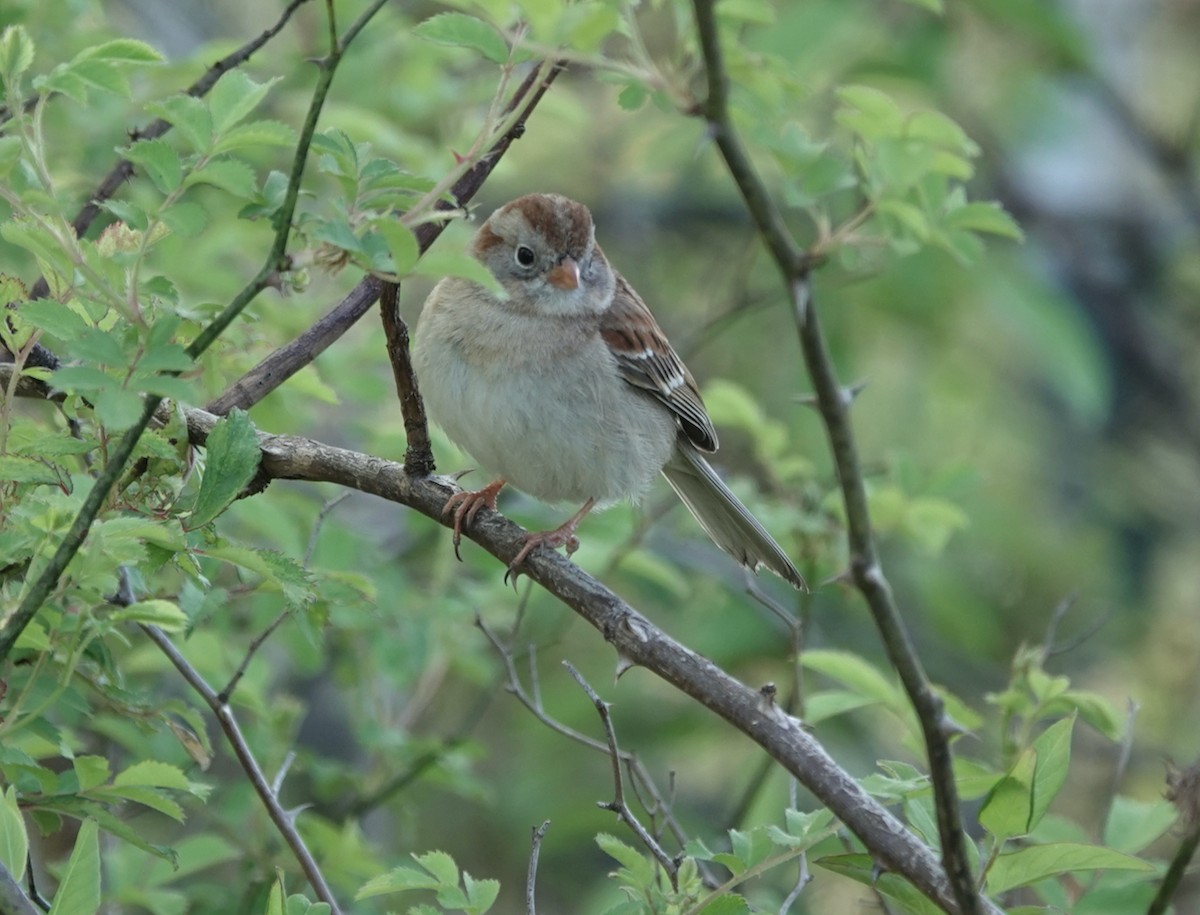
[4,0,1200,911]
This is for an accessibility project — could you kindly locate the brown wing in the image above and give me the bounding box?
[599,274,719,453]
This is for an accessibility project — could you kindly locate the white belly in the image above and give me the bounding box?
[413,284,676,506]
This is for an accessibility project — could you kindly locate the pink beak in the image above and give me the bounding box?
[546,257,580,290]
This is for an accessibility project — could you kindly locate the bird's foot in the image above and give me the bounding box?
[442,478,506,560]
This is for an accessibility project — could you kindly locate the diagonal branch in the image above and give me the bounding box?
[689,2,983,913]
[141,624,342,913]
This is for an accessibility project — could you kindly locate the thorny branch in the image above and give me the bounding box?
[690,2,987,912]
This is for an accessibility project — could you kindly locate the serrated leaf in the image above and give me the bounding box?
[208,72,278,134]
[111,599,188,631]
[462,872,499,914]
[186,158,258,199]
[186,411,260,529]
[124,138,182,194]
[212,120,296,154]
[73,756,111,792]
[160,201,208,239]
[0,455,64,486]
[92,785,185,822]
[204,545,316,609]
[48,819,100,915]
[146,94,213,151]
[113,760,192,790]
[986,843,1155,895]
[695,896,750,915]
[835,85,905,141]
[414,850,459,887]
[20,300,88,341]
[356,865,440,900]
[137,342,193,374]
[414,13,509,64]
[596,833,645,871]
[0,25,35,85]
[0,787,28,881]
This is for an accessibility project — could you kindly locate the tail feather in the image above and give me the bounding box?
[661,444,806,590]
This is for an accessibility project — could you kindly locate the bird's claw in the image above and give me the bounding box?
[503,529,582,588]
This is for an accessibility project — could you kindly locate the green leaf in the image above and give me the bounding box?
[204,545,316,609]
[0,135,23,177]
[414,850,459,887]
[944,201,1023,241]
[145,94,213,151]
[413,248,505,297]
[801,650,902,707]
[1104,796,1178,854]
[73,756,111,792]
[376,222,421,275]
[835,85,905,141]
[21,300,91,342]
[356,866,440,900]
[0,25,35,85]
[414,13,510,64]
[979,746,1036,841]
[462,872,499,914]
[0,787,29,881]
[0,455,64,487]
[160,201,209,238]
[596,833,646,872]
[95,387,148,430]
[124,138,183,194]
[113,759,192,790]
[985,843,1155,895]
[48,819,100,915]
[186,158,258,199]
[1027,716,1073,832]
[111,599,188,631]
[91,785,184,822]
[208,72,278,134]
[617,82,647,111]
[186,409,261,530]
[212,120,296,155]
[696,896,751,915]
[79,39,162,64]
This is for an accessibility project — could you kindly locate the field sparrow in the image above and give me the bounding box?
[412,193,805,589]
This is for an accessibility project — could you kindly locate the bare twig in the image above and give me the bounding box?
[141,623,342,914]
[527,820,550,915]
[305,491,351,567]
[379,280,434,475]
[206,60,566,416]
[689,3,983,912]
[564,661,680,887]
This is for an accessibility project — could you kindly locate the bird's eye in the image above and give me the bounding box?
[515,245,536,267]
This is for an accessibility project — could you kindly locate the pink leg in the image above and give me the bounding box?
[442,479,507,560]
[506,498,597,585]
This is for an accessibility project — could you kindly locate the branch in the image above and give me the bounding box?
[689,2,983,913]
[141,624,342,913]
[206,60,565,416]
[379,280,433,475]
[0,861,39,915]
[1,374,994,913]
[564,661,679,886]
[171,400,990,912]
[527,820,550,915]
